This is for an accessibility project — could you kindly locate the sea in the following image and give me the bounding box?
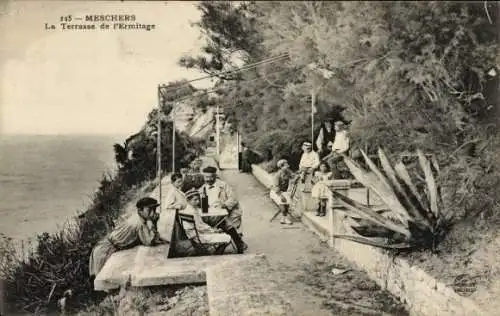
[0,134,125,247]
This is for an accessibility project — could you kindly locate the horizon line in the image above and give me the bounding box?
[0,132,130,137]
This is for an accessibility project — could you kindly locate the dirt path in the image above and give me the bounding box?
[221,169,408,316]
[87,166,409,315]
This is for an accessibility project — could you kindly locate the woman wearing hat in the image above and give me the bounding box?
[89,197,166,279]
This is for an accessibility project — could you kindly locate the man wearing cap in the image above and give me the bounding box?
[89,197,165,279]
[298,141,320,191]
[270,159,299,224]
[198,166,248,253]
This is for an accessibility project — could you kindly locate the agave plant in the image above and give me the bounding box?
[332,147,448,251]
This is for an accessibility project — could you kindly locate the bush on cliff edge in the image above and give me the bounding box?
[0,122,204,314]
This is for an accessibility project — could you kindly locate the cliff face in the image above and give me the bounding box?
[123,100,215,159]
[171,101,215,139]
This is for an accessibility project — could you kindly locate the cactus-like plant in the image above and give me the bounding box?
[332,147,448,250]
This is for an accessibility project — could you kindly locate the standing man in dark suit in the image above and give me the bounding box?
[315,119,336,159]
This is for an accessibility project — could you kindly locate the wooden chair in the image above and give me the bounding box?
[269,177,302,222]
[176,211,235,256]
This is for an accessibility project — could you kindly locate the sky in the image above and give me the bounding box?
[0,0,213,136]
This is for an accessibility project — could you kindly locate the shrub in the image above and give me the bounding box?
[1,122,204,314]
[253,129,309,171]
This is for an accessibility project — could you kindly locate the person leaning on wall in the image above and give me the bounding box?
[89,197,166,283]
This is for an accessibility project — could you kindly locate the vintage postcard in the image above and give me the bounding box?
[1,1,498,315]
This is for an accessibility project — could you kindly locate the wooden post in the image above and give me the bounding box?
[328,196,335,248]
[216,104,220,156]
[157,85,162,210]
[311,89,315,145]
[172,103,176,173]
[236,131,241,171]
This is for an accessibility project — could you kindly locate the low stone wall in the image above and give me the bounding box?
[251,164,275,189]
[250,164,488,316]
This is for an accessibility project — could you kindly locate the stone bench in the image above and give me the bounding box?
[95,244,263,291]
[94,246,139,291]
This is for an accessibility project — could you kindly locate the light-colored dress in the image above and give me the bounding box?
[163,184,188,211]
[89,213,158,277]
[311,171,334,199]
[329,130,350,154]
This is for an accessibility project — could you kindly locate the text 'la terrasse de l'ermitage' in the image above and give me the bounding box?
[44,14,156,31]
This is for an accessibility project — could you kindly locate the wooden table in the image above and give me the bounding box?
[199,207,229,218]
[199,207,228,229]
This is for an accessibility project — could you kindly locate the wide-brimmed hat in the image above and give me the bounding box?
[136,197,160,209]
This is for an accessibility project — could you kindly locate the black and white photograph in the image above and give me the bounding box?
[0,1,499,315]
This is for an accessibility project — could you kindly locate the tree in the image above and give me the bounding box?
[183,1,500,233]
[178,1,264,80]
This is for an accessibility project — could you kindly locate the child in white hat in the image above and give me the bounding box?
[298,141,320,192]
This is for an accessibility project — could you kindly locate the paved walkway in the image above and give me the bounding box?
[220,169,408,316]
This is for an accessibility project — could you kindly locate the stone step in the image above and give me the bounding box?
[206,254,293,316]
[132,245,263,287]
[301,211,331,243]
[94,247,138,291]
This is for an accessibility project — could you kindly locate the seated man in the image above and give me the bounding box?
[298,141,320,191]
[324,121,350,177]
[198,166,248,253]
[270,159,299,224]
[89,197,166,279]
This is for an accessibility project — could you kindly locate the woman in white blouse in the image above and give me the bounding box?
[325,121,350,175]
